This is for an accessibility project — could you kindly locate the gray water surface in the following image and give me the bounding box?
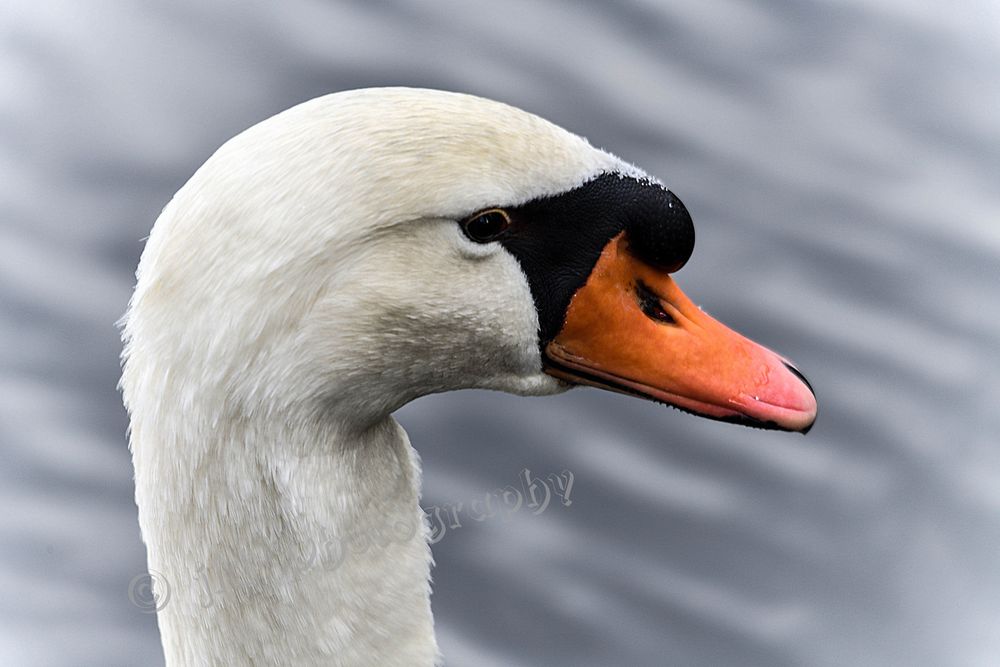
[2,1,999,665]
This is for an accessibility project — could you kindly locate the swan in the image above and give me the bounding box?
[120,87,817,666]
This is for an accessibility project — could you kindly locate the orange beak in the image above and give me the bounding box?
[544,233,817,433]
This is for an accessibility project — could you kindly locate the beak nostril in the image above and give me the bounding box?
[635,281,676,325]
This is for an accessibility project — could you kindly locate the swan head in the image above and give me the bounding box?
[123,87,816,434]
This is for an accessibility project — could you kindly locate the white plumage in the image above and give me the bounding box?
[121,88,645,665]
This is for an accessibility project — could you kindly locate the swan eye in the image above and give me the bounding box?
[462,209,511,243]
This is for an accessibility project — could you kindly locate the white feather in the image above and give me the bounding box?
[121,87,645,666]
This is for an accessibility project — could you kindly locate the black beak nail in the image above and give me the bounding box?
[782,360,815,398]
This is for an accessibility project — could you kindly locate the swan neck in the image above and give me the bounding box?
[135,412,438,666]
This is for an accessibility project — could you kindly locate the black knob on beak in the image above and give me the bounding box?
[626,189,695,273]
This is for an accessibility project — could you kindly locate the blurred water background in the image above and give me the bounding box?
[2,1,999,665]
